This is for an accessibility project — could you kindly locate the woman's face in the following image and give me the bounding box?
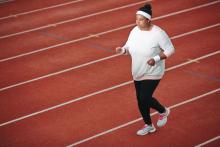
[136,14,149,29]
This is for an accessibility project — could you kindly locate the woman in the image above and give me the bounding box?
[116,4,175,135]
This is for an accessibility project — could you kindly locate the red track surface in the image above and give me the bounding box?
[0,0,219,147]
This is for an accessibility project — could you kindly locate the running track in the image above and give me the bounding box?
[0,0,219,146]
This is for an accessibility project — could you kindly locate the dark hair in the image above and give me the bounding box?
[138,4,152,16]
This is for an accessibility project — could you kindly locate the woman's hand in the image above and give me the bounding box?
[115,47,124,54]
[147,58,156,66]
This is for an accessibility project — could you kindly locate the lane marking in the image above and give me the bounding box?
[0,0,84,20]
[88,34,100,38]
[0,0,152,39]
[68,88,220,146]
[195,135,220,147]
[0,23,219,91]
[0,50,219,127]
[0,54,120,91]
[67,88,220,146]
[1,0,219,40]
[0,1,219,62]
[187,59,200,63]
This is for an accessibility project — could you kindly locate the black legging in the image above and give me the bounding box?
[134,79,165,125]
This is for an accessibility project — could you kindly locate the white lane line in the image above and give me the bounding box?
[0,0,84,20]
[0,23,219,92]
[0,50,219,127]
[0,54,120,91]
[67,88,220,147]
[0,1,219,62]
[1,0,219,40]
[0,0,152,39]
[195,135,220,147]
[153,0,220,21]
[0,23,132,62]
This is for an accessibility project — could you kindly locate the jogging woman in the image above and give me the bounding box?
[116,3,175,135]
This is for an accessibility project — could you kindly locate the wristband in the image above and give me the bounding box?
[153,55,160,62]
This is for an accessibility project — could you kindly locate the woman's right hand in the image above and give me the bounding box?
[115,47,123,54]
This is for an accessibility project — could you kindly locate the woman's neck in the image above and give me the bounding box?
[140,23,153,31]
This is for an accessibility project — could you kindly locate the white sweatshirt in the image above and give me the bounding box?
[123,25,175,81]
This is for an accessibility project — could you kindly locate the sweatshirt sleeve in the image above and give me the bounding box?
[158,29,175,57]
[122,27,136,55]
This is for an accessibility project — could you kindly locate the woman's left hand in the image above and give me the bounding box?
[147,58,155,66]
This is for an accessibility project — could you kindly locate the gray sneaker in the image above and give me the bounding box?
[157,108,170,127]
[137,124,156,136]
